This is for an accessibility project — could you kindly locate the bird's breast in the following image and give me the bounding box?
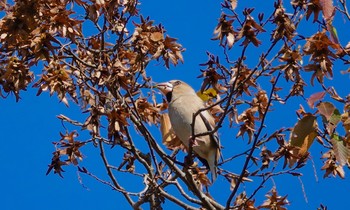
[168,96,211,148]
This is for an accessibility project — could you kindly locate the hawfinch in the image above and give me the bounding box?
[156,80,220,182]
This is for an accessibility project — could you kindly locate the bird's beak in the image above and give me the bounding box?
[155,82,173,95]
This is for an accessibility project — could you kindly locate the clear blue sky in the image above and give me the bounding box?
[1,1,349,209]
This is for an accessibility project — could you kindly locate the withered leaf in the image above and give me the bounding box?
[259,187,289,209]
[307,91,326,108]
[317,102,341,134]
[317,102,335,121]
[230,0,238,10]
[150,32,164,42]
[321,150,346,179]
[331,134,350,166]
[320,0,335,23]
[290,114,317,156]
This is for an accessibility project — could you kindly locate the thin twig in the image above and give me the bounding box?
[85,169,140,196]
[339,0,350,20]
[225,72,282,209]
[98,140,135,206]
[159,188,199,210]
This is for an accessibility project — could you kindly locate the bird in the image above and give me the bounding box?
[156,80,220,182]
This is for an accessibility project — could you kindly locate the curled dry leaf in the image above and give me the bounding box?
[236,108,256,143]
[274,45,305,96]
[212,14,236,49]
[260,146,274,170]
[135,97,160,125]
[236,15,266,47]
[305,0,322,23]
[46,131,86,177]
[192,167,211,188]
[307,91,326,108]
[321,150,346,178]
[259,187,289,210]
[303,31,340,86]
[271,3,296,42]
[234,191,258,210]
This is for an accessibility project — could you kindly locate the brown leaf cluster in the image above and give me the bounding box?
[0,0,81,100]
[234,192,258,210]
[118,151,136,173]
[237,10,265,47]
[321,150,345,178]
[260,146,274,170]
[198,53,227,94]
[131,16,184,68]
[231,64,258,97]
[274,137,308,169]
[21,0,186,182]
[135,97,160,125]
[304,31,340,85]
[46,131,85,177]
[107,107,130,143]
[278,46,305,96]
[259,187,289,210]
[271,3,296,42]
[0,56,33,100]
[305,0,323,23]
[212,14,236,49]
[304,97,350,178]
[33,60,77,106]
[191,165,212,189]
[290,0,308,11]
[233,187,289,210]
[236,90,268,142]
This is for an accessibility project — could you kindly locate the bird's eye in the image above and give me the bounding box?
[174,81,181,86]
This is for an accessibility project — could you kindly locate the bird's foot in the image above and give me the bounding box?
[184,154,194,167]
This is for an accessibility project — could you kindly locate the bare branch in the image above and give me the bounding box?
[226,72,282,209]
[98,140,135,207]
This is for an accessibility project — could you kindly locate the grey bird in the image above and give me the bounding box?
[156,80,220,182]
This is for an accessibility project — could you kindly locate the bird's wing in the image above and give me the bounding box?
[198,111,221,161]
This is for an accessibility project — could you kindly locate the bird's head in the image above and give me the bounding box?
[155,80,195,102]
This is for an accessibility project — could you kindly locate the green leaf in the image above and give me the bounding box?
[329,24,339,44]
[327,109,341,134]
[330,109,341,125]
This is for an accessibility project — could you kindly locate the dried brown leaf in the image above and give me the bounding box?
[290,114,317,156]
[307,91,326,108]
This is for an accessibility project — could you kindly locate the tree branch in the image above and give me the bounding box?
[225,71,282,209]
[98,140,135,207]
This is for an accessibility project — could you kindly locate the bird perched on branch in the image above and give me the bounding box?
[156,80,220,182]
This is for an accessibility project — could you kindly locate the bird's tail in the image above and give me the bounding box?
[207,153,218,183]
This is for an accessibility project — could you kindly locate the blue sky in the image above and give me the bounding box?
[1,0,350,209]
